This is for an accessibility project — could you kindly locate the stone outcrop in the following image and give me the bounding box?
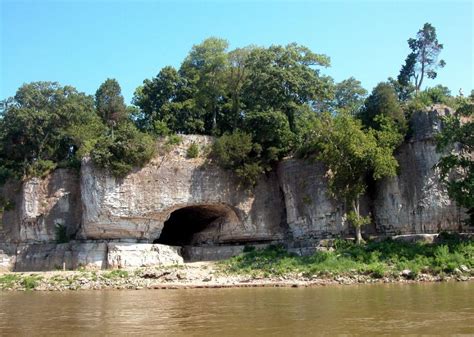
[14,242,107,271]
[277,159,346,242]
[373,105,466,234]
[0,105,470,271]
[79,135,287,243]
[0,169,81,244]
[107,243,183,268]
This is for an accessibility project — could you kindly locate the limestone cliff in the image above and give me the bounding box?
[0,105,470,271]
[373,105,466,234]
[79,135,287,243]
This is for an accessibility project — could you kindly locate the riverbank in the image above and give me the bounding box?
[0,261,473,292]
[1,235,473,291]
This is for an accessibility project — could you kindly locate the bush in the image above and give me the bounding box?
[21,275,42,290]
[91,122,156,178]
[212,130,264,187]
[186,142,199,158]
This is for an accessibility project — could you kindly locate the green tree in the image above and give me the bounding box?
[132,66,182,133]
[398,23,446,92]
[436,98,473,224]
[359,82,405,133]
[0,82,101,179]
[95,79,127,126]
[333,77,367,115]
[90,121,156,177]
[298,113,401,243]
[241,43,331,130]
[180,37,229,133]
[212,130,263,187]
[244,109,294,164]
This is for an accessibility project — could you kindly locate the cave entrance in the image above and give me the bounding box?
[154,204,237,246]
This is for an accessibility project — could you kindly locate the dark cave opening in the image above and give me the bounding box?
[154,205,232,246]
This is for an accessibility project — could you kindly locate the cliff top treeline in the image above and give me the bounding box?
[1,23,472,232]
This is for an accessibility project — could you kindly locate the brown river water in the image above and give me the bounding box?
[0,282,473,336]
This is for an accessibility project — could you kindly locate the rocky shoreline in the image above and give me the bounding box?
[1,261,473,292]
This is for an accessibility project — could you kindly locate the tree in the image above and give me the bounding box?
[398,23,446,92]
[212,130,263,187]
[298,113,401,243]
[241,43,331,130]
[95,79,127,126]
[359,82,405,133]
[436,98,473,224]
[180,37,229,132]
[0,82,101,179]
[90,121,156,178]
[244,109,294,164]
[132,66,183,133]
[333,77,367,115]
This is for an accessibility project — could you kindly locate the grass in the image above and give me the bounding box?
[103,269,129,279]
[21,275,42,290]
[0,274,43,290]
[220,234,474,279]
[0,274,21,289]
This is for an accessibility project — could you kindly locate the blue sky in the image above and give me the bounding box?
[1,0,472,103]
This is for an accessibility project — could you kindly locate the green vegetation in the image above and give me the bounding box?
[0,22,470,231]
[0,274,21,288]
[54,223,69,244]
[221,236,474,279]
[90,121,155,178]
[436,96,474,224]
[398,23,445,93]
[0,196,15,213]
[186,142,199,159]
[297,112,402,243]
[103,269,129,279]
[0,274,43,290]
[22,275,42,290]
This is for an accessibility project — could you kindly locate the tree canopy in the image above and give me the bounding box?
[398,23,446,92]
[298,112,402,243]
[436,98,474,224]
[1,26,470,228]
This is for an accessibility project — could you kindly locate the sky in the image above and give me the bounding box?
[1,0,473,103]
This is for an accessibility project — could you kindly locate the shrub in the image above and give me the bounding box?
[212,131,264,187]
[91,122,156,178]
[186,142,199,158]
[166,134,183,146]
[22,275,42,290]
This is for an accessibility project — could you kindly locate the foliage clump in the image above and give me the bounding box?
[186,142,199,159]
[221,236,474,278]
[436,96,474,224]
[90,122,155,178]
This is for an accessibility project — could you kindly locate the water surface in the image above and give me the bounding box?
[0,282,473,336]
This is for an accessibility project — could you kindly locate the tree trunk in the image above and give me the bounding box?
[355,226,363,245]
[212,109,217,131]
[352,199,363,245]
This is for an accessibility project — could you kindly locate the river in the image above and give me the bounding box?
[0,282,473,336]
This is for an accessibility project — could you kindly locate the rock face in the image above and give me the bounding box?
[373,105,466,234]
[0,105,470,271]
[79,135,287,244]
[277,159,347,242]
[14,242,107,271]
[0,169,81,244]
